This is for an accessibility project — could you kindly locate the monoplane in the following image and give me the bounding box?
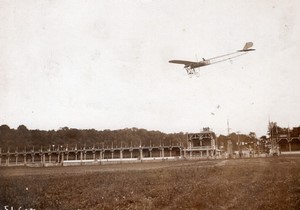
[169,42,255,77]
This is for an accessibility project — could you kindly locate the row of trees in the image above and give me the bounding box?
[0,125,186,151]
[1,123,299,152]
[217,132,260,152]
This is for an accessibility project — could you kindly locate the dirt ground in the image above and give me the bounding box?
[0,156,299,209]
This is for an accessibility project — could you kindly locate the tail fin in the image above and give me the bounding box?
[238,42,255,52]
[243,42,253,50]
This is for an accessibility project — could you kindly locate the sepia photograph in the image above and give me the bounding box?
[0,0,300,209]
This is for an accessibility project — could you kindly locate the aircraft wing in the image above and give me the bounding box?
[169,60,198,65]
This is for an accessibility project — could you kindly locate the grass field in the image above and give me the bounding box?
[0,157,299,210]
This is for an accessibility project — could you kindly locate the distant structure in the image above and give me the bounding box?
[185,127,220,158]
[0,145,183,167]
[0,127,224,167]
[9,124,299,167]
[226,119,233,157]
[268,122,300,155]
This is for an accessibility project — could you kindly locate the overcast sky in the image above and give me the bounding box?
[1,0,300,137]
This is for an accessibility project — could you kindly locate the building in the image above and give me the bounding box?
[185,127,220,158]
[269,123,300,154]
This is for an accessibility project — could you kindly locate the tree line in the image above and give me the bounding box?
[0,125,186,151]
[1,123,299,152]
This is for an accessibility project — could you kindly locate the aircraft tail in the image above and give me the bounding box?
[237,42,255,52]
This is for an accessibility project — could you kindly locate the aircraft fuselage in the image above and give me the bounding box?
[187,60,210,69]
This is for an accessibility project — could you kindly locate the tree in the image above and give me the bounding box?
[0,124,11,135]
[249,132,257,140]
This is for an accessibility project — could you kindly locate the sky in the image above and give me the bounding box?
[1,0,300,137]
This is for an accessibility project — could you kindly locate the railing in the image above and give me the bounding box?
[186,146,215,151]
[0,145,183,156]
